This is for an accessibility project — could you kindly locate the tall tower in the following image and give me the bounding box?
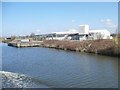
[78,25,89,34]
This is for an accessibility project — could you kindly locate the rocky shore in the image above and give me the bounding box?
[41,40,120,57]
[1,71,49,88]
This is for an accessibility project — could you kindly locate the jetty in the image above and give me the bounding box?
[8,39,43,48]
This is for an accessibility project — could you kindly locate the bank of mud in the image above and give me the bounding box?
[42,40,120,57]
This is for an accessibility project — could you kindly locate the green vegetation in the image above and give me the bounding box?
[113,37,120,47]
[0,37,3,42]
[2,36,16,43]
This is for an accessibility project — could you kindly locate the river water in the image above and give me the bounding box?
[2,43,118,88]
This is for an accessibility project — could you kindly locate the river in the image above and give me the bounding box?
[2,43,118,88]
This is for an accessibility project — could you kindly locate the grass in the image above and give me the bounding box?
[42,39,120,57]
[113,37,120,48]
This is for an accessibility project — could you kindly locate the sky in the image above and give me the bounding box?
[0,2,2,37]
[2,2,118,37]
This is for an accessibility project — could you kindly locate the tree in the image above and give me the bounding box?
[96,32,104,40]
[11,35,16,40]
[30,33,35,37]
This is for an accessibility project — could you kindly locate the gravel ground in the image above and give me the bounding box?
[1,71,49,88]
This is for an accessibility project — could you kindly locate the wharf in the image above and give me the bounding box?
[8,41,43,48]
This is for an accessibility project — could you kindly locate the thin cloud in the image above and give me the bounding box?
[36,29,40,32]
[101,19,117,28]
[100,18,117,33]
[71,19,76,23]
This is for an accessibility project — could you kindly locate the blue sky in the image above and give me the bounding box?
[2,2,118,37]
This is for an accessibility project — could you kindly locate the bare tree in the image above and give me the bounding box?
[30,33,35,37]
[96,32,104,40]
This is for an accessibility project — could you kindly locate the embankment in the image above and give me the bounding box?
[42,40,120,57]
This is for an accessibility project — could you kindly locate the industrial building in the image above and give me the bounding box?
[46,25,113,41]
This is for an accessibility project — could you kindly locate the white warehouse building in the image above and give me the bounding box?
[89,29,112,40]
[46,25,112,41]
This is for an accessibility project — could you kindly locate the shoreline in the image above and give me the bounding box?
[6,39,120,57]
[41,40,120,57]
[1,71,49,88]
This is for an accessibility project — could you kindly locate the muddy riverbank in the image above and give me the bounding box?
[42,40,120,57]
[7,39,120,57]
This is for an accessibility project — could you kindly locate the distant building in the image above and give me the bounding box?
[20,39,30,42]
[89,29,113,40]
[47,25,112,41]
[50,30,79,40]
[78,25,89,34]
